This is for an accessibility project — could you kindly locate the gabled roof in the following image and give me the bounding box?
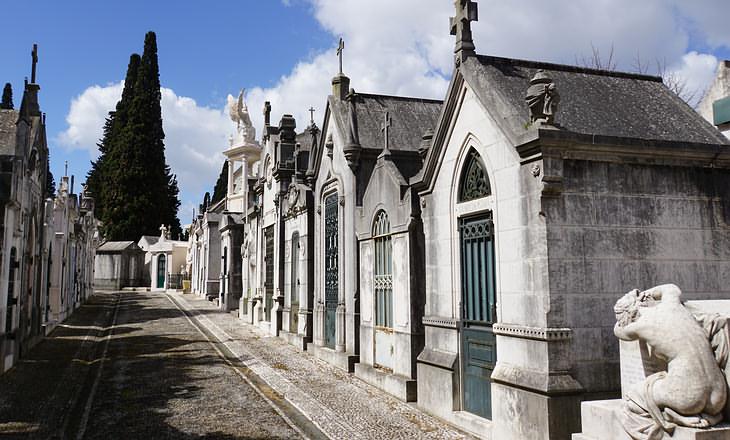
[463,55,729,145]
[97,241,140,252]
[328,93,442,152]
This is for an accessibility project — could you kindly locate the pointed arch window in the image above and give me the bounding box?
[373,210,393,328]
[459,149,491,202]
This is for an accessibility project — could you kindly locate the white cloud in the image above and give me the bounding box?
[666,51,719,107]
[242,0,730,138]
[57,83,235,216]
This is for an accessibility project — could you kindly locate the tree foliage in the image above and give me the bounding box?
[210,160,228,205]
[1,83,12,110]
[88,32,182,241]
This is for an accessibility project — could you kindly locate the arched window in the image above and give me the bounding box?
[459,149,491,202]
[373,211,392,328]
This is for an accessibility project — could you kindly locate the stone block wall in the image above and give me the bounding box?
[544,158,730,394]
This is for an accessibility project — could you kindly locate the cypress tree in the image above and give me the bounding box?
[210,160,228,204]
[46,160,55,198]
[1,83,12,110]
[101,32,181,241]
[87,54,140,234]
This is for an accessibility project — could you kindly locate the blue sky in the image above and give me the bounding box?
[2,0,729,223]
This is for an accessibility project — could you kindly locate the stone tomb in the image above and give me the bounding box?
[574,300,730,440]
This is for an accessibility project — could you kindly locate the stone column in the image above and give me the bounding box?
[226,159,235,201]
[240,157,248,196]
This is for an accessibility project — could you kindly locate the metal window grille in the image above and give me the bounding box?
[373,211,393,328]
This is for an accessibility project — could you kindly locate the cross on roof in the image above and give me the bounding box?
[336,38,345,74]
[380,110,392,158]
[31,44,38,83]
[450,0,478,60]
[309,107,316,124]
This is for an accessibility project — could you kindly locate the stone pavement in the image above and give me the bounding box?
[0,291,307,439]
[171,291,477,440]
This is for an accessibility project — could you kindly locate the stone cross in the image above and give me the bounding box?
[450,0,478,60]
[159,224,168,239]
[31,44,38,83]
[380,110,392,158]
[309,107,316,125]
[336,38,345,74]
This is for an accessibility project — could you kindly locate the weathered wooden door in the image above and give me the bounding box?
[324,193,338,349]
[157,254,166,289]
[459,215,497,419]
[264,226,274,321]
[290,232,299,331]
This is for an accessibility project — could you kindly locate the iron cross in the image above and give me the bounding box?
[381,110,392,156]
[336,38,345,74]
[31,44,38,83]
[309,107,316,124]
[450,0,478,55]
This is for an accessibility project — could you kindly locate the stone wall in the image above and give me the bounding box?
[544,158,730,394]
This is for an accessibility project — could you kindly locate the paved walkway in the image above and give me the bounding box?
[172,291,474,440]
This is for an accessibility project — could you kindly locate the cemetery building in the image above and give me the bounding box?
[93,240,144,290]
[698,59,730,139]
[145,225,187,291]
[0,47,99,372]
[180,3,730,438]
[409,2,730,438]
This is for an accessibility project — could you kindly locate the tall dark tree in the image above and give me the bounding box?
[87,54,140,227]
[210,160,228,205]
[101,32,181,240]
[45,160,55,198]
[1,83,12,110]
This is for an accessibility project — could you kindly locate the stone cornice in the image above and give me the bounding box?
[492,323,572,342]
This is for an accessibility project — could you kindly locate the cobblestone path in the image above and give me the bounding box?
[173,292,476,440]
[0,291,310,439]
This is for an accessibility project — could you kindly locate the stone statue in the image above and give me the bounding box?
[228,89,256,146]
[525,69,560,125]
[613,284,729,440]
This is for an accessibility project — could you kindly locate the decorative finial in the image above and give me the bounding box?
[263,101,271,126]
[64,160,68,176]
[337,38,345,75]
[309,107,316,125]
[380,110,392,159]
[525,70,560,126]
[31,44,38,84]
[450,0,478,64]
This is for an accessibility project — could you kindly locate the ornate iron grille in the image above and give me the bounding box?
[459,149,491,202]
[324,193,339,310]
[459,214,496,323]
[373,211,392,328]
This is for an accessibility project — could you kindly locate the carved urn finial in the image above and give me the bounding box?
[525,70,560,126]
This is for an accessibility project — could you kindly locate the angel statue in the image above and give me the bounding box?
[228,89,256,146]
[614,284,729,440]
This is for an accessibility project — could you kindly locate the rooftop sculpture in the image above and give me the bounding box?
[228,89,256,146]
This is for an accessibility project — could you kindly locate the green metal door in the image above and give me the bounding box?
[264,226,274,321]
[157,254,166,289]
[324,193,338,349]
[459,214,497,419]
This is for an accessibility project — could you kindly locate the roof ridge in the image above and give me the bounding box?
[356,92,443,104]
[475,54,663,82]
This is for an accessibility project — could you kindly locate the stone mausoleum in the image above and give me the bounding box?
[186,2,730,438]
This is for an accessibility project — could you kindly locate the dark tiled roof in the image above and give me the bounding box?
[331,93,443,152]
[463,55,729,145]
[0,109,18,155]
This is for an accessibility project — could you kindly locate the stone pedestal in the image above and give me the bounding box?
[573,400,730,440]
[251,296,263,325]
[270,294,284,337]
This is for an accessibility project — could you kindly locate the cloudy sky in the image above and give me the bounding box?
[2,0,729,223]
